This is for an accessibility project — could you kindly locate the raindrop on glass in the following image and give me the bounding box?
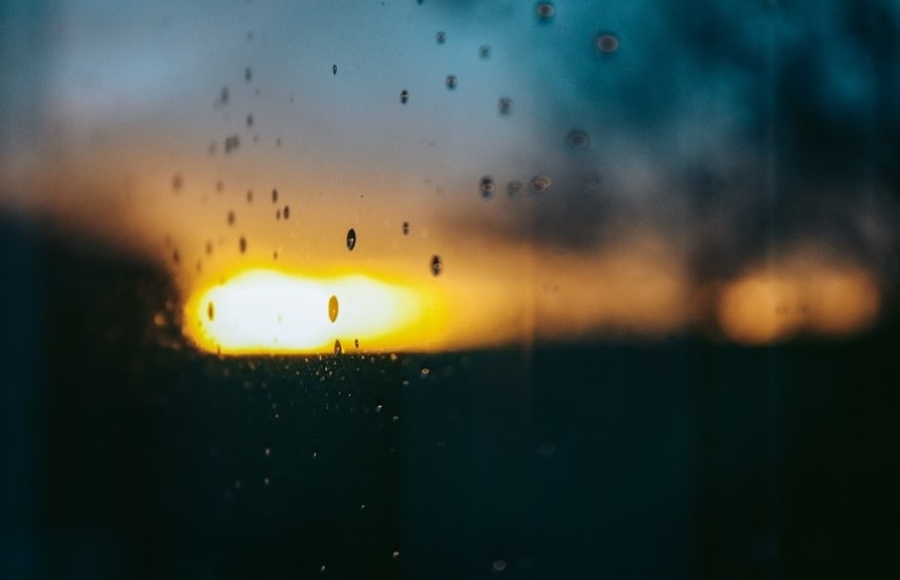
[264,447,271,457]
[207,301,215,321]
[244,67,252,82]
[276,209,281,220]
[246,114,253,127]
[333,340,343,355]
[171,173,183,192]
[566,129,590,149]
[479,45,491,59]
[172,249,180,264]
[536,2,555,20]
[400,89,409,104]
[227,211,235,225]
[597,33,620,54]
[492,560,507,572]
[219,86,230,105]
[205,241,213,255]
[392,550,400,560]
[498,97,513,115]
[332,64,337,75]
[479,176,495,199]
[328,295,339,323]
[272,188,278,203]
[445,74,458,90]
[531,175,551,193]
[431,255,442,276]
[354,338,359,349]
[402,221,410,235]
[246,190,253,203]
[283,205,290,219]
[435,31,446,44]
[507,180,523,198]
[346,228,357,251]
[239,236,247,253]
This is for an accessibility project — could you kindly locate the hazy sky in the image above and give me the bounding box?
[1,0,897,349]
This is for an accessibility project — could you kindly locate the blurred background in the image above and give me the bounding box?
[2,0,899,578]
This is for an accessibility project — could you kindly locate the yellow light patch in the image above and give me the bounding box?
[184,269,440,354]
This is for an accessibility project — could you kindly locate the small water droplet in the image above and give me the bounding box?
[375,402,384,413]
[445,74,458,90]
[492,560,507,572]
[498,97,513,115]
[272,188,278,203]
[328,295,339,323]
[227,210,235,225]
[360,504,367,510]
[263,476,270,486]
[507,180,523,198]
[205,241,213,255]
[207,302,215,321]
[283,205,290,219]
[400,89,409,104]
[436,31,446,44]
[276,209,282,220]
[244,67,252,82]
[172,249,180,264]
[219,86,230,105]
[354,338,359,349]
[530,175,551,193]
[171,173,183,191]
[264,447,271,457]
[332,64,337,75]
[431,255,442,276]
[479,45,491,59]
[536,2,555,20]
[246,114,253,127]
[333,340,343,355]
[224,134,240,154]
[246,190,253,203]
[566,129,590,149]
[346,228,357,250]
[402,221,410,235]
[596,33,620,54]
[239,236,247,253]
[420,366,431,378]
[479,176,495,199]
[391,550,400,559]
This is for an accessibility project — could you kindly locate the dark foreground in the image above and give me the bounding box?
[1,219,898,580]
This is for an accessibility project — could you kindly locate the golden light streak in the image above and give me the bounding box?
[184,269,445,354]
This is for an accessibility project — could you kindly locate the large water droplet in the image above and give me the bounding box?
[445,75,458,90]
[507,180,523,198]
[400,89,409,104]
[479,176,495,199]
[346,228,357,251]
[566,129,590,149]
[597,33,620,54]
[530,175,551,193]
[328,295,339,323]
[536,2,555,20]
[431,255,442,276]
[333,340,343,355]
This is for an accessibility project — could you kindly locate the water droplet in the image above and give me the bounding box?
[360,504,367,510]
[276,209,282,220]
[224,134,240,154]
[171,173,183,191]
[207,302,215,321]
[507,180,523,198]
[328,295,339,323]
[264,447,271,457]
[216,180,224,192]
[530,175,551,193]
[319,565,326,573]
[244,67,252,82]
[498,97,513,115]
[272,189,278,203]
[566,129,590,149]
[596,33,619,54]
[375,402,384,413]
[246,114,253,127]
[283,205,290,219]
[431,255,442,276]
[479,45,491,59]
[479,176,496,199]
[391,550,400,559]
[219,86,230,105]
[420,366,431,378]
[435,31,446,44]
[239,236,247,253]
[354,338,359,349]
[227,210,235,225]
[400,89,409,104]
[246,190,253,203]
[205,241,213,255]
[263,476,270,486]
[346,228,357,251]
[402,221,410,235]
[492,560,507,572]
[332,64,337,75]
[536,2,555,20]
[333,340,343,355]
[172,249,180,264]
[445,74,458,90]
